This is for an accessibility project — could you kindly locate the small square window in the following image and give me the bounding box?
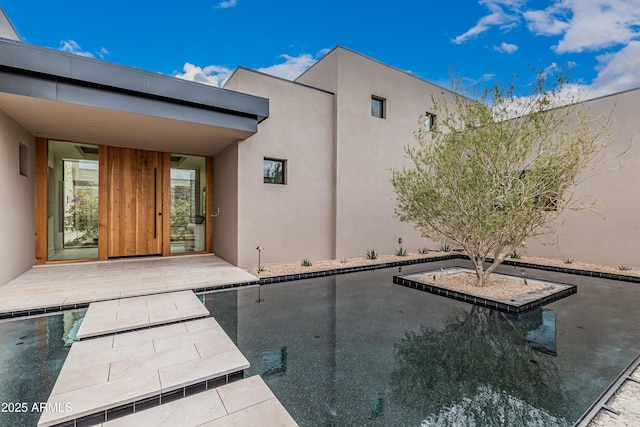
[371,96,385,118]
[424,112,436,131]
[19,143,29,177]
[264,158,286,184]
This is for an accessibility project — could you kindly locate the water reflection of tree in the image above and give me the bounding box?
[391,306,572,426]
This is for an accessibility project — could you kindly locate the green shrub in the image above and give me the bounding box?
[509,249,521,259]
[301,258,312,267]
[395,247,407,256]
[418,247,430,254]
[366,249,378,260]
[564,258,574,264]
[440,243,451,252]
[619,265,632,271]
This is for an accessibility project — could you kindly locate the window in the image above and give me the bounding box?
[169,154,207,254]
[19,143,29,177]
[519,169,559,212]
[264,158,286,184]
[424,112,436,131]
[371,96,385,118]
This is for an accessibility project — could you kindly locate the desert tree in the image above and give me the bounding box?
[391,70,614,286]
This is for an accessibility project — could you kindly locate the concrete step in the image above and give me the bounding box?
[38,317,248,427]
[101,375,298,426]
[76,291,209,339]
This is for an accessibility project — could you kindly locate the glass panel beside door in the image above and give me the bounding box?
[47,141,99,261]
[170,154,206,254]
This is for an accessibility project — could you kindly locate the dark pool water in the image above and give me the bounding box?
[203,259,640,426]
[0,311,83,427]
[2,259,639,426]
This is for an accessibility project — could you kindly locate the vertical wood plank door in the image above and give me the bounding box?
[107,147,163,257]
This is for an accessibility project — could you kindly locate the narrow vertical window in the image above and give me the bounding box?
[170,154,207,254]
[19,143,29,177]
[371,96,385,118]
[264,158,286,184]
[424,112,436,131]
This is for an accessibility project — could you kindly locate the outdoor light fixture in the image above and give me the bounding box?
[256,246,264,272]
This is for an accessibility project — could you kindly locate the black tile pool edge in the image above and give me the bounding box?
[49,370,246,427]
[254,254,460,285]
[393,274,578,314]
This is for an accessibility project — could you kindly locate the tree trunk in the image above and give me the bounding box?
[482,251,506,284]
[471,255,485,286]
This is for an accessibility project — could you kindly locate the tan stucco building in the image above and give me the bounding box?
[0,7,638,287]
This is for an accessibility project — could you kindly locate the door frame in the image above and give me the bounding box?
[34,140,214,264]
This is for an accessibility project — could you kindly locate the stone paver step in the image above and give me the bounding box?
[76,291,209,339]
[100,375,298,427]
[38,317,249,427]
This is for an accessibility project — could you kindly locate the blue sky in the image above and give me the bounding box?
[2,0,640,99]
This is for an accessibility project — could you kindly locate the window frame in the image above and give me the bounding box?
[424,112,437,131]
[263,158,286,185]
[371,96,386,119]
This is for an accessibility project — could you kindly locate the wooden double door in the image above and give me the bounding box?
[107,147,164,257]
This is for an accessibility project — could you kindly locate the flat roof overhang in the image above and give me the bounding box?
[0,39,269,156]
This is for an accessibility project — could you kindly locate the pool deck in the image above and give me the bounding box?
[0,254,258,318]
[38,289,297,427]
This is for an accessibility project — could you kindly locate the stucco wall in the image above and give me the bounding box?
[0,110,34,285]
[224,68,335,267]
[524,89,640,266]
[213,142,239,265]
[300,48,451,259]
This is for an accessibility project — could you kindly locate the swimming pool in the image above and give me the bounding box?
[203,260,640,426]
[0,311,82,427]
[1,258,639,426]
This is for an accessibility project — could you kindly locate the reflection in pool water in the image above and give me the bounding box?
[203,260,640,426]
[392,306,567,426]
[0,311,82,427]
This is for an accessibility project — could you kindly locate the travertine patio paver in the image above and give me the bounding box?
[38,317,249,427]
[76,290,209,339]
[100,375,298,427]
[0,255,257,315]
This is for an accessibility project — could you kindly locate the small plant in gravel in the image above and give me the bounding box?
[395,247,408,256]
[564,258,574,264]
[440,243,451,252]
[301,259,312,267]
[340,258,348,263]
[366,249,378,260]
[619,265,632,271]
[508,249,521,259]
[418,247,430,254]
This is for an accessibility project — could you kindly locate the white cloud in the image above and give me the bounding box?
[590,41,640,95]
[452,0,525,44]
[493,42,519,53]
[97,47,109,59]
[524,6,569,36]
[59,40,95,58]
[256,53,317,80]
[215,0,237,9]
[171,49,327,88]
[174,63,234,87]
[525,0,640,53]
